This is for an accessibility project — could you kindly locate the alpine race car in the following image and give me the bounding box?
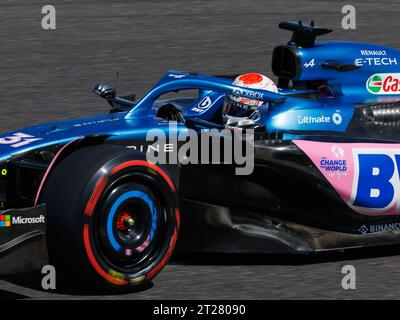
[2,20,400,292]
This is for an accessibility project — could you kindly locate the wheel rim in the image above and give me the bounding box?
[107,190,157,253]
[94,183,167,273]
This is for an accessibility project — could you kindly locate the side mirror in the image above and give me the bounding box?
[93,83,116,107]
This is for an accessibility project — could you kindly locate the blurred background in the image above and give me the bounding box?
[1,0,400,299]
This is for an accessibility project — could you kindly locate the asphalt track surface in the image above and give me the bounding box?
[1,0,400,300]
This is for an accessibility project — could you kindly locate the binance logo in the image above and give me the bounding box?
[0,215,11,227]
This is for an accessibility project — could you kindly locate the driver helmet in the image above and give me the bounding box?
[223,73,277,127]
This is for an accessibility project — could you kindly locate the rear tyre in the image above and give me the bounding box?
[39,144,179,292]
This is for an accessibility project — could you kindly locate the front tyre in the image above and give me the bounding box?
[39,144,179,292]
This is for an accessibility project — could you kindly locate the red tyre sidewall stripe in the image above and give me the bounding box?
[83,224,128,286]
[84,176,108,217]
[110,160,176,192]
[176,208,180,230]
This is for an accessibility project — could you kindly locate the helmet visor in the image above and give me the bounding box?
[223,99,259,119]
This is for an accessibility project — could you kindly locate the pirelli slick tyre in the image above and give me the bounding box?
[39,144,179,292]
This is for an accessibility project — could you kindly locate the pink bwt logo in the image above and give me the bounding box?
[294,140,400,216]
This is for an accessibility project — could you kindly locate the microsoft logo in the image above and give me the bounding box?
[0,214,45,228]
[0,215,11,227]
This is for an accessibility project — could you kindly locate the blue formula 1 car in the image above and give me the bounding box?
[2,20,400,292]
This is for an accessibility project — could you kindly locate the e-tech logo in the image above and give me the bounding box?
[355,57,397,67]
[350,149,400,213]
[366,73,400,95]
[0,215,11,227]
